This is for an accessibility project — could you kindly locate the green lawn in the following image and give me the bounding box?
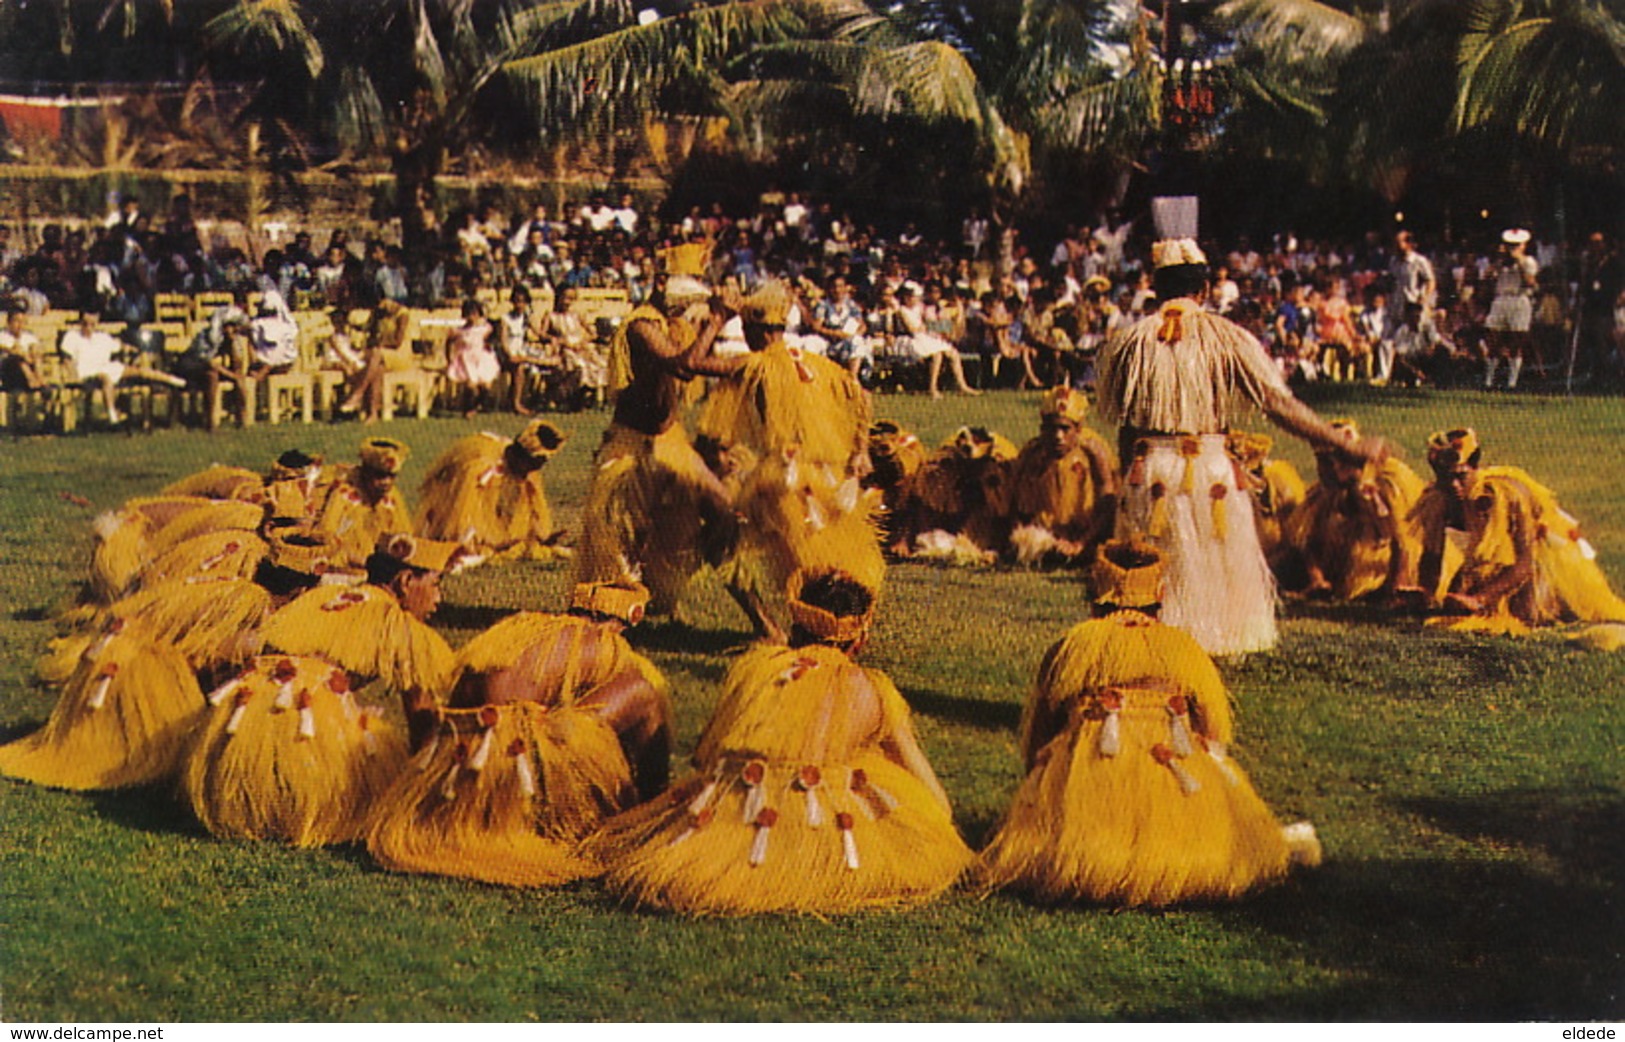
[2,386,1622,1022]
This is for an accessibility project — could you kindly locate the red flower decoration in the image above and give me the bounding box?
[742,761,766,786]
[754,808,779,828]
[835,812,855,831]
[1150,743,1175,766]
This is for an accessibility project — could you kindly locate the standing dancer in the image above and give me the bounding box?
[1096,239,1385,655]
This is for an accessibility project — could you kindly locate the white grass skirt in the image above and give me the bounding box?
[1116,434,1278,655]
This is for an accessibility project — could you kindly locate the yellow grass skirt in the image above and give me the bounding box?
[0,627,204,790]
[595,753,972,915]
[978,688,1291,907]
[365,702,635,886]
[415,434,561,563]
[574,423,718,615]
[181,655,407,846]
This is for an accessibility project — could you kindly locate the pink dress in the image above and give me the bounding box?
[446,320,501,386]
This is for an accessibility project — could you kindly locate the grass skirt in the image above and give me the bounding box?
[365,702,635,886]
[595,753,971,915]
[726,452,886,613]
[1118,435,1276,655]
[0,626,204,790]
[574,423,717,615]
[978,690,1292,906]
[181,655,407,846]
[595,644,970,915]
[414,433,561,562]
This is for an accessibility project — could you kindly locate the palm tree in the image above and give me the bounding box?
[498,0,1033,265]
[1453,0,1625,162]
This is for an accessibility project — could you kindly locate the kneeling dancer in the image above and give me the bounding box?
[365,578,672,887]
[977,540,1321,906]
[595,567,972,915]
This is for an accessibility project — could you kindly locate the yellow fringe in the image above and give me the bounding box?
[90,509,154,603]
[141,530,270,589]
[147,500,267,558]
[607,304,666,400]
[1252,458,1307,565]
[595,644,971,914]
[414,433,559,562]
[365,702,634,886]
[108,578,271,672]
[573,423,717,616]
[729,453,886,614]
[0,626,204,790]
[1006,437,1105,534]
[452,612,670,710]
[696,343,871,468]
[1455,467,1625,627]
[979,612,1290,906]
[314,479,413,569]
[262,585,455,696]
[181,655,408,846]
[1286,458,1426,600]
[161,465,264,501]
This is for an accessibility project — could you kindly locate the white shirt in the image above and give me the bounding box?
[1494,254,1538,302]
[1391,251,1436,308]
[61,328,123,380]
[0,328,40,356]
[251,314,299,367]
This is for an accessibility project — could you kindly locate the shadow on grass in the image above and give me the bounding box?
[0,718,46,742]
[429,602,521,633]
[1144,788,1625,1021]
[90,783,209,839]
[632,619,753,659]
[901,686,1021,734]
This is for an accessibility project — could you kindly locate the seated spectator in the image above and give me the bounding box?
[248,298,299,377]
[497,284,550,415]
[809,274,873,381]
[880,284,980,397]
[336,299,417,423]
[1390,301,1453,387]
[0,308,44,391]
[172,297,252,429]
[542,286,607,410]
[444,299,500,417]
[374,245,411,305]
[59,312,185,426]
[971,290,1040,390]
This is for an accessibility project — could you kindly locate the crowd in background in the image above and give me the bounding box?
[2,184,1623,423]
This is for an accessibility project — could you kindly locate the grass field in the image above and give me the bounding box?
[1,385,1622,1022]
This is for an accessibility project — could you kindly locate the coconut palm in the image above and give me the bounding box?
[1453,0,1625,162]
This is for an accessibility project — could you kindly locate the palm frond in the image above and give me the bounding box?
[500,0,806,125]
[1025,69,1160,157]
[332,63,389,152]
[1211,0,1368,64]
[1453,0,1625,152]
[203,0,324,80]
